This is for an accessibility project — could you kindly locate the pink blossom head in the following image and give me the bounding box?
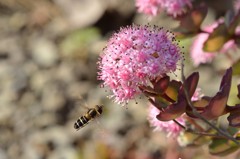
[234,0,240,12]
[190,33,216,66]
[136,0,162,16]
[98,24,182,104]
[190,19,238,66]
[136,0,192,17]
[148,104,185,137]
[162,0,192,17]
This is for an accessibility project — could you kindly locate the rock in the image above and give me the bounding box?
[29,37,59,67]
[54,0,106,28]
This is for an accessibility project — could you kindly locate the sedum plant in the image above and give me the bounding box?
[97,0,240,156]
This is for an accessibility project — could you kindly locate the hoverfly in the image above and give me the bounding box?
[74,105,103,130]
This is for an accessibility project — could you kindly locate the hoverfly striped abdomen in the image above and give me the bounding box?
[74,105,103,131]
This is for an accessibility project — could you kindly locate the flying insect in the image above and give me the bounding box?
[74,105,103,130]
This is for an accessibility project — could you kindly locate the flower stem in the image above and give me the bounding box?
[173,119,186,129]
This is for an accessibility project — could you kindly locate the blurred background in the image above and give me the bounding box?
[0,0,239,159]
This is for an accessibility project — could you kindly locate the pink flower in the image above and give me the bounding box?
[136,0,162,16]
[136,0,192,17]
[234,0,240,11]
[98,25,181,104]
[190,19,238,66]
[190,33,216,66]
[162,0,192,17]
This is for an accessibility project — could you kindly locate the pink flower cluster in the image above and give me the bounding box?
[235,0,240,11]
[98,25,182,104]
[136,0,192,17]
[190,19,239,66]
[148,88,203,137]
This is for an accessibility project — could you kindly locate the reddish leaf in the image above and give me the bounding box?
[236,37,240,46]
[219,67,232,89]
[226,10,240,35]
[153,76,170,94]
[200,83,230,119]
[154,80,182,107]
[228,113,240,127]
[186,97,210,118]
[199,68,232,119]
[139,85,158,97]
[227,104,240,127]
[148,97,169,110]
[180,72,199,98]
[156,72,199,121]
[192,68,232,119]
[176,3,208,34]
[156,97,187,121]
[226,104,240,112]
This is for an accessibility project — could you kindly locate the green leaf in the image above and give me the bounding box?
[59,27,101,59]
[238,84,240,99]
[164,80,182,101]
[232,60,240,75]
[203,23,230,52]
[209,138,240,156]
[177,131,210,146]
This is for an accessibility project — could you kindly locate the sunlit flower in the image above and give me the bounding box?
[136,0,192,17]
[190,19,238,66]
[98,24,182,104]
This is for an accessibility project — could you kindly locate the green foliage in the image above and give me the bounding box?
[203,23,230,52]
[209,138,239,156]
[232,60,240,75]
[59,27,101,59]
